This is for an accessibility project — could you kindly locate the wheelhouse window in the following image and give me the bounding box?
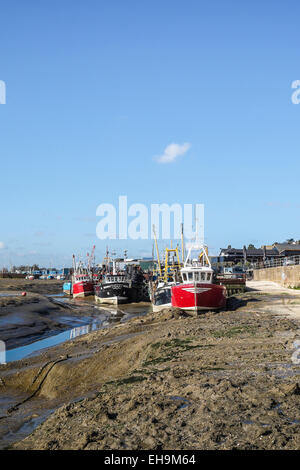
[188,272,193,281]
[194,272,199,281]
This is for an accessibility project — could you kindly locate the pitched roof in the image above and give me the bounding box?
[274,243,300,253]
[220,247,279,256]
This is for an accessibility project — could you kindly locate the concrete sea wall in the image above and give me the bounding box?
[253,265,300,288]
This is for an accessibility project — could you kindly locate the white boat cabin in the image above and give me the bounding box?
[181,264,213,284]
[181,243,214,284]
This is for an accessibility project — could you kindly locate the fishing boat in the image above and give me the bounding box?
[72,273,94,298]
[94,250,131,305]
[95,274,131,305]
[151,281,173,312]
[63,281,72,295]
[150,226,183,312]
[95,271,131,305]
[171,243,227,312]
[72,254,94,298]
[95,249,149,304]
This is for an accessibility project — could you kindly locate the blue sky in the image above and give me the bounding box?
[0,0,300,267]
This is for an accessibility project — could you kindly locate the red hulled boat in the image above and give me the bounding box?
[72,254,95,298]
[72,274,94,298]
[171,243,226,312]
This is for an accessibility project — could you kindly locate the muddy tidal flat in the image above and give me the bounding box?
[0,280,300,450]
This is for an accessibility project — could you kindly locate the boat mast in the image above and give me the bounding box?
[72,254,76,276]
[152,225,162,278]
[181,223,185,264]
[104,246,109,273]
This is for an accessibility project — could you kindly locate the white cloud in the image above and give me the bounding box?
[156,142,191,164]
[0,242,5,249]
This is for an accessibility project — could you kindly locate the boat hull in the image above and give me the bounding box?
[171,283,226,311]
[152,302,172,312]
[152,285,172,312]
[95,296,128,305]
[95,283,130,305]
[72,281,94,298]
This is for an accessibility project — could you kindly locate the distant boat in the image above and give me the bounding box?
[72,273,94,298]
[72,254,94,298]
[63,281,72,295]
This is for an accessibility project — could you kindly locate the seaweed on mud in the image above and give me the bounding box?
[134,366,171,375]
[144,338,214,367]
[151,337,214,352]
[211,325,257,338]
[143,355,175,367]
[150,338,192,350]
[105,375,147,387]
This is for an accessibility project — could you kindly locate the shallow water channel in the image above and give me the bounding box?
[3,295,152,363]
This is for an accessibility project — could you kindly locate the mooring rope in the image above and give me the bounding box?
[7,355,69,414]
[30,360,57,386]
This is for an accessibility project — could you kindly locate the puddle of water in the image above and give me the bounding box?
[272,402,300,425]
[242,419,271,428]
[266,362,300,378]
[0,409,54,450]
[169,396,191,410]
[47,294,65,298]
[0,293,20,298]
[47,296,71,305]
